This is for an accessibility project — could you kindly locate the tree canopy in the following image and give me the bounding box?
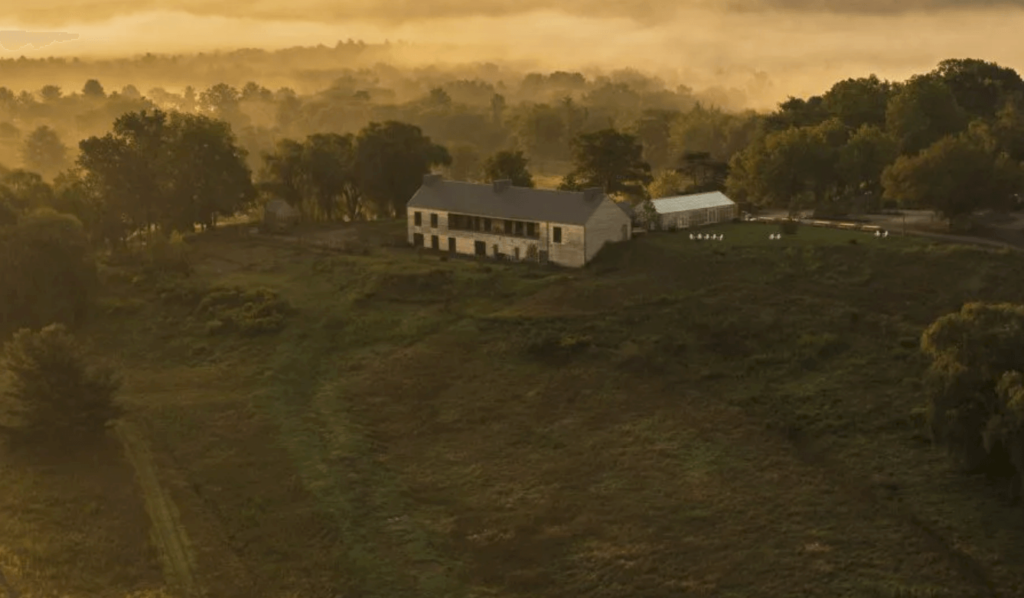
[885,74,967,156]
[881,132,1021,227]
[0,209,97,339]
[559,128,652,201]
[482,149,534,187]
[77,108,256,242]
[921,302,1024,501]
[353,121,451,218]
[21,125,69,180]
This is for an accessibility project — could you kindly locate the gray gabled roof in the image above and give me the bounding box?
[407,178,607,225]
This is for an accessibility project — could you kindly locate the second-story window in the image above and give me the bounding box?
[430,213,438,227]
[553,226,562,243]
[414,211,422,226]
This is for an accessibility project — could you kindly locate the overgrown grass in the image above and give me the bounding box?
[9,221,1024,597]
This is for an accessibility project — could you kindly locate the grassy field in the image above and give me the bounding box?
[5,219,1024,597]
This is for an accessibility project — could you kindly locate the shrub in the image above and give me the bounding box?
[526,244,539,261]
[921,302,1024,498]
[195,286,291,335]
[1,323,122,442]
[145,231,192,274]
[155,277,206,306]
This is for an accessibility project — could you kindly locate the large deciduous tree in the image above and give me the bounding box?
[258,138,306,210]
[559,128,652,201]
[0,169,55,213]
[301,133,363,221]
[199,83,249,130]
[921,302,1024,502]
[78,109,169,235]
[77,109,255,241]
[836,125,899,196]
[881,132,1021,227]
[821,75,893,130]
[885,74,967,156]
[0,210,97,338]
[354,121,451,218]
[632,110,675,171]
[932,58,1024,121]
[513,103,568,167]
[162,112,256,230]
[21,125,69,180]
[726,119,847,213]
[647,170,688,199]
[676,151,730,194]
[81,79,106,99]
[483,149,535,187]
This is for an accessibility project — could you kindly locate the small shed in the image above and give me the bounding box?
[650,191,738,230]
[263,199,300,231]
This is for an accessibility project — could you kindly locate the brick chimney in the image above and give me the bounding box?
[423,173,443,186]
[492,179,512,193]
[583,187,603,201]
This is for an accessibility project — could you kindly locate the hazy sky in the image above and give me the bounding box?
[2,1,1024,105]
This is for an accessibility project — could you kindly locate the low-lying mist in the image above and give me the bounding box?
[2,4,1024,108]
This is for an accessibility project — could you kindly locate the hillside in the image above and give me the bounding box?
[5,220,1024,598]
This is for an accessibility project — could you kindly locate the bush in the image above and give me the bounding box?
[144,231,192,274]
[1,323,122,442]
[921,302,1024,502]
[154,277,206,306]
[196,286,291,335]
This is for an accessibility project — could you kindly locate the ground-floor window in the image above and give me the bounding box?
[448,237,456,252]
[413,232,424,246]
[431,235,439,250]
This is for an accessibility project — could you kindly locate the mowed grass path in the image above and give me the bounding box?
[59,221,1024,596]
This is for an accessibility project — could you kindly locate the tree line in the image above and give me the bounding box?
[726,58,1024,228]
[0,70,759,185]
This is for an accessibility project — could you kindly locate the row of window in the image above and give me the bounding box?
[413,211,562,243]
[413,234,547,259]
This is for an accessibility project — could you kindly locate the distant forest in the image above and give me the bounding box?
[0,42,760,179]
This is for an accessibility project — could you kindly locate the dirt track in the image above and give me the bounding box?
[115,421,200,598]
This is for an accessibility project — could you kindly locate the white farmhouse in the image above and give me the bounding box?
[406,174,632,267]
[649,191,739,230]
